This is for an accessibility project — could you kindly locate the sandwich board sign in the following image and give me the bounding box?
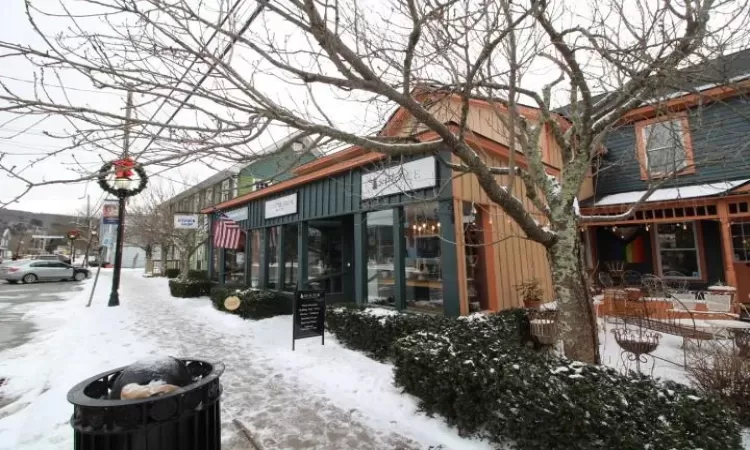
[292,290,326,351]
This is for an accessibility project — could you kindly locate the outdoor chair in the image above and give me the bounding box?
[622,270,642,287]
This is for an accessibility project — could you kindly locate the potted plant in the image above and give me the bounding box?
[516,278,544,309]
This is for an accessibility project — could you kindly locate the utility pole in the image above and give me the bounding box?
[108,90,133,307]
[82,195,93,268]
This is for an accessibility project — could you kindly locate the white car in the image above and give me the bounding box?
[0,260,89,284]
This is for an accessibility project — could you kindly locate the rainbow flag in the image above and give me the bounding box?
[625,235,646,264]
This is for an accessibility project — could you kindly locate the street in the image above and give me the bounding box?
[0,280,86,353]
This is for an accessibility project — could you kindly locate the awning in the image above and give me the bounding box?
[593,179,750,207]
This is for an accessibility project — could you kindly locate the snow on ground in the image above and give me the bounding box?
[0,270,493,450]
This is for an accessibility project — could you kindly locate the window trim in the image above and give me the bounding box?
[635,112,695,180]
[654,221,705,281]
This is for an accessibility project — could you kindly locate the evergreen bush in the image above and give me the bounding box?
[168,279,213,297]
[325,307,741,449]
[209,285,291,320]
[187,269,209,280]
[392,315,741,450]
[164,268,180,279]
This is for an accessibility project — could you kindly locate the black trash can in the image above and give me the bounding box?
[67,358,224,450]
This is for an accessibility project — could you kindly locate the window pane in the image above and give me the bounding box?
[308,224,344,293]
[404,202,443,313]
[366,209,396,306]
[283,224,298,291]
[660,250,700,278]
[224,247,245,284]
[656,223,696,249]
[644,119,687,174]
[267,226,279,289]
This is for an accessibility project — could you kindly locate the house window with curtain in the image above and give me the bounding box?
[656,222,701,279]
[636,114,694,179]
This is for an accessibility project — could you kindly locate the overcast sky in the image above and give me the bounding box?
[1,0,747,217]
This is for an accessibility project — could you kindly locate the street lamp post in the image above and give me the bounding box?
[108,177,131,307]
[97,158,147,307]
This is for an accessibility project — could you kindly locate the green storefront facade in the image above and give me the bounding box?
[206,151,464,316]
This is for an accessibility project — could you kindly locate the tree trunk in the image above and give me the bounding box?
[547,221,600,364]
[160,243,168,276]
[179,252,191,281]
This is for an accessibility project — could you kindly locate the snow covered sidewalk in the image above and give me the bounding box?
[0,270,492,450]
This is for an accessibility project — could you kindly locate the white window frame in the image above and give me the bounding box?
[641,118,688,177]
[655,221,702,280]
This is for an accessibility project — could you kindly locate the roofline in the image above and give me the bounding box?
[202,125,562,213]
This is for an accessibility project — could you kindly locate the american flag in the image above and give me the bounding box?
[213,211,244,249]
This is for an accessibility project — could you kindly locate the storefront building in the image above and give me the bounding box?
[203,97,566,315]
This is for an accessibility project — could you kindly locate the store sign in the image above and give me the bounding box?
[361,156,437,200]
[174,214,199,229]
[265,193,297,219]
[224,207,248,222]
[292,290,326,351]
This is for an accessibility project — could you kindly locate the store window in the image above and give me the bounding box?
[656,222,701,279]
[308,223,344,293]
[249,229,261,287]
[283,224,298,291]
[267,226,280,289]
[366,209,396,306]
[404,202,443,313]
[224,246,245,284]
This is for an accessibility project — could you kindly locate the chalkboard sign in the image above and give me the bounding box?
[292,290,326,350]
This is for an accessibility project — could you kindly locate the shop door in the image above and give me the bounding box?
[730,222,750,303]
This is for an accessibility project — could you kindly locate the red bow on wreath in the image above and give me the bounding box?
[114,157,135,179]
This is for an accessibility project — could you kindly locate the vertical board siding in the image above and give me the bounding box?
[599,96,750,195]
[451,152,554,309]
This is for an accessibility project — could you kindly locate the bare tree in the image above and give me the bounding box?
[127,183,206,280]
[1,0,750,362]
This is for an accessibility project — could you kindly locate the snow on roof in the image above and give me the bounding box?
[594,179,750,207]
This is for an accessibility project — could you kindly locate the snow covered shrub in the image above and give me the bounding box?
[393,326,742,450]
[687,339,750,426]
[325,306,448,360]
[187,269,209,280]
[168,279,213,297]
[165,268,180,279]
[209,285,291,319]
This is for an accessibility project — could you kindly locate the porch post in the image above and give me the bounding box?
[218,248,226,284]
[243,230,251,285]
[717,200,738,287]
[353,212,367,305]
[207,217,215,280]
[276,226,285,290]
[297,222,308,289]
[259,227,269,289]
[392,208,407,310]
[440,200,461,317]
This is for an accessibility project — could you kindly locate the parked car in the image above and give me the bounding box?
[30,254,72,265]
[0,260,90,284]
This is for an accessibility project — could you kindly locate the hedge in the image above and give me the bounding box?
[325,305,450,360]
[168,279,213,297]
[325,307,742,449]
[187,269,208,280]
[165,268,180,279]
[209,285,291,320]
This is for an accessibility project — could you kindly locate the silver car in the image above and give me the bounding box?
[0,260,82,284]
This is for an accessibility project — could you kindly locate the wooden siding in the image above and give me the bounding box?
[597,95,750,195]
[451,151,554,310]
[390,97,565,170]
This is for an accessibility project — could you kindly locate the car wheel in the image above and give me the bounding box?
[74,272,86,281]
[22,274,38,284]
